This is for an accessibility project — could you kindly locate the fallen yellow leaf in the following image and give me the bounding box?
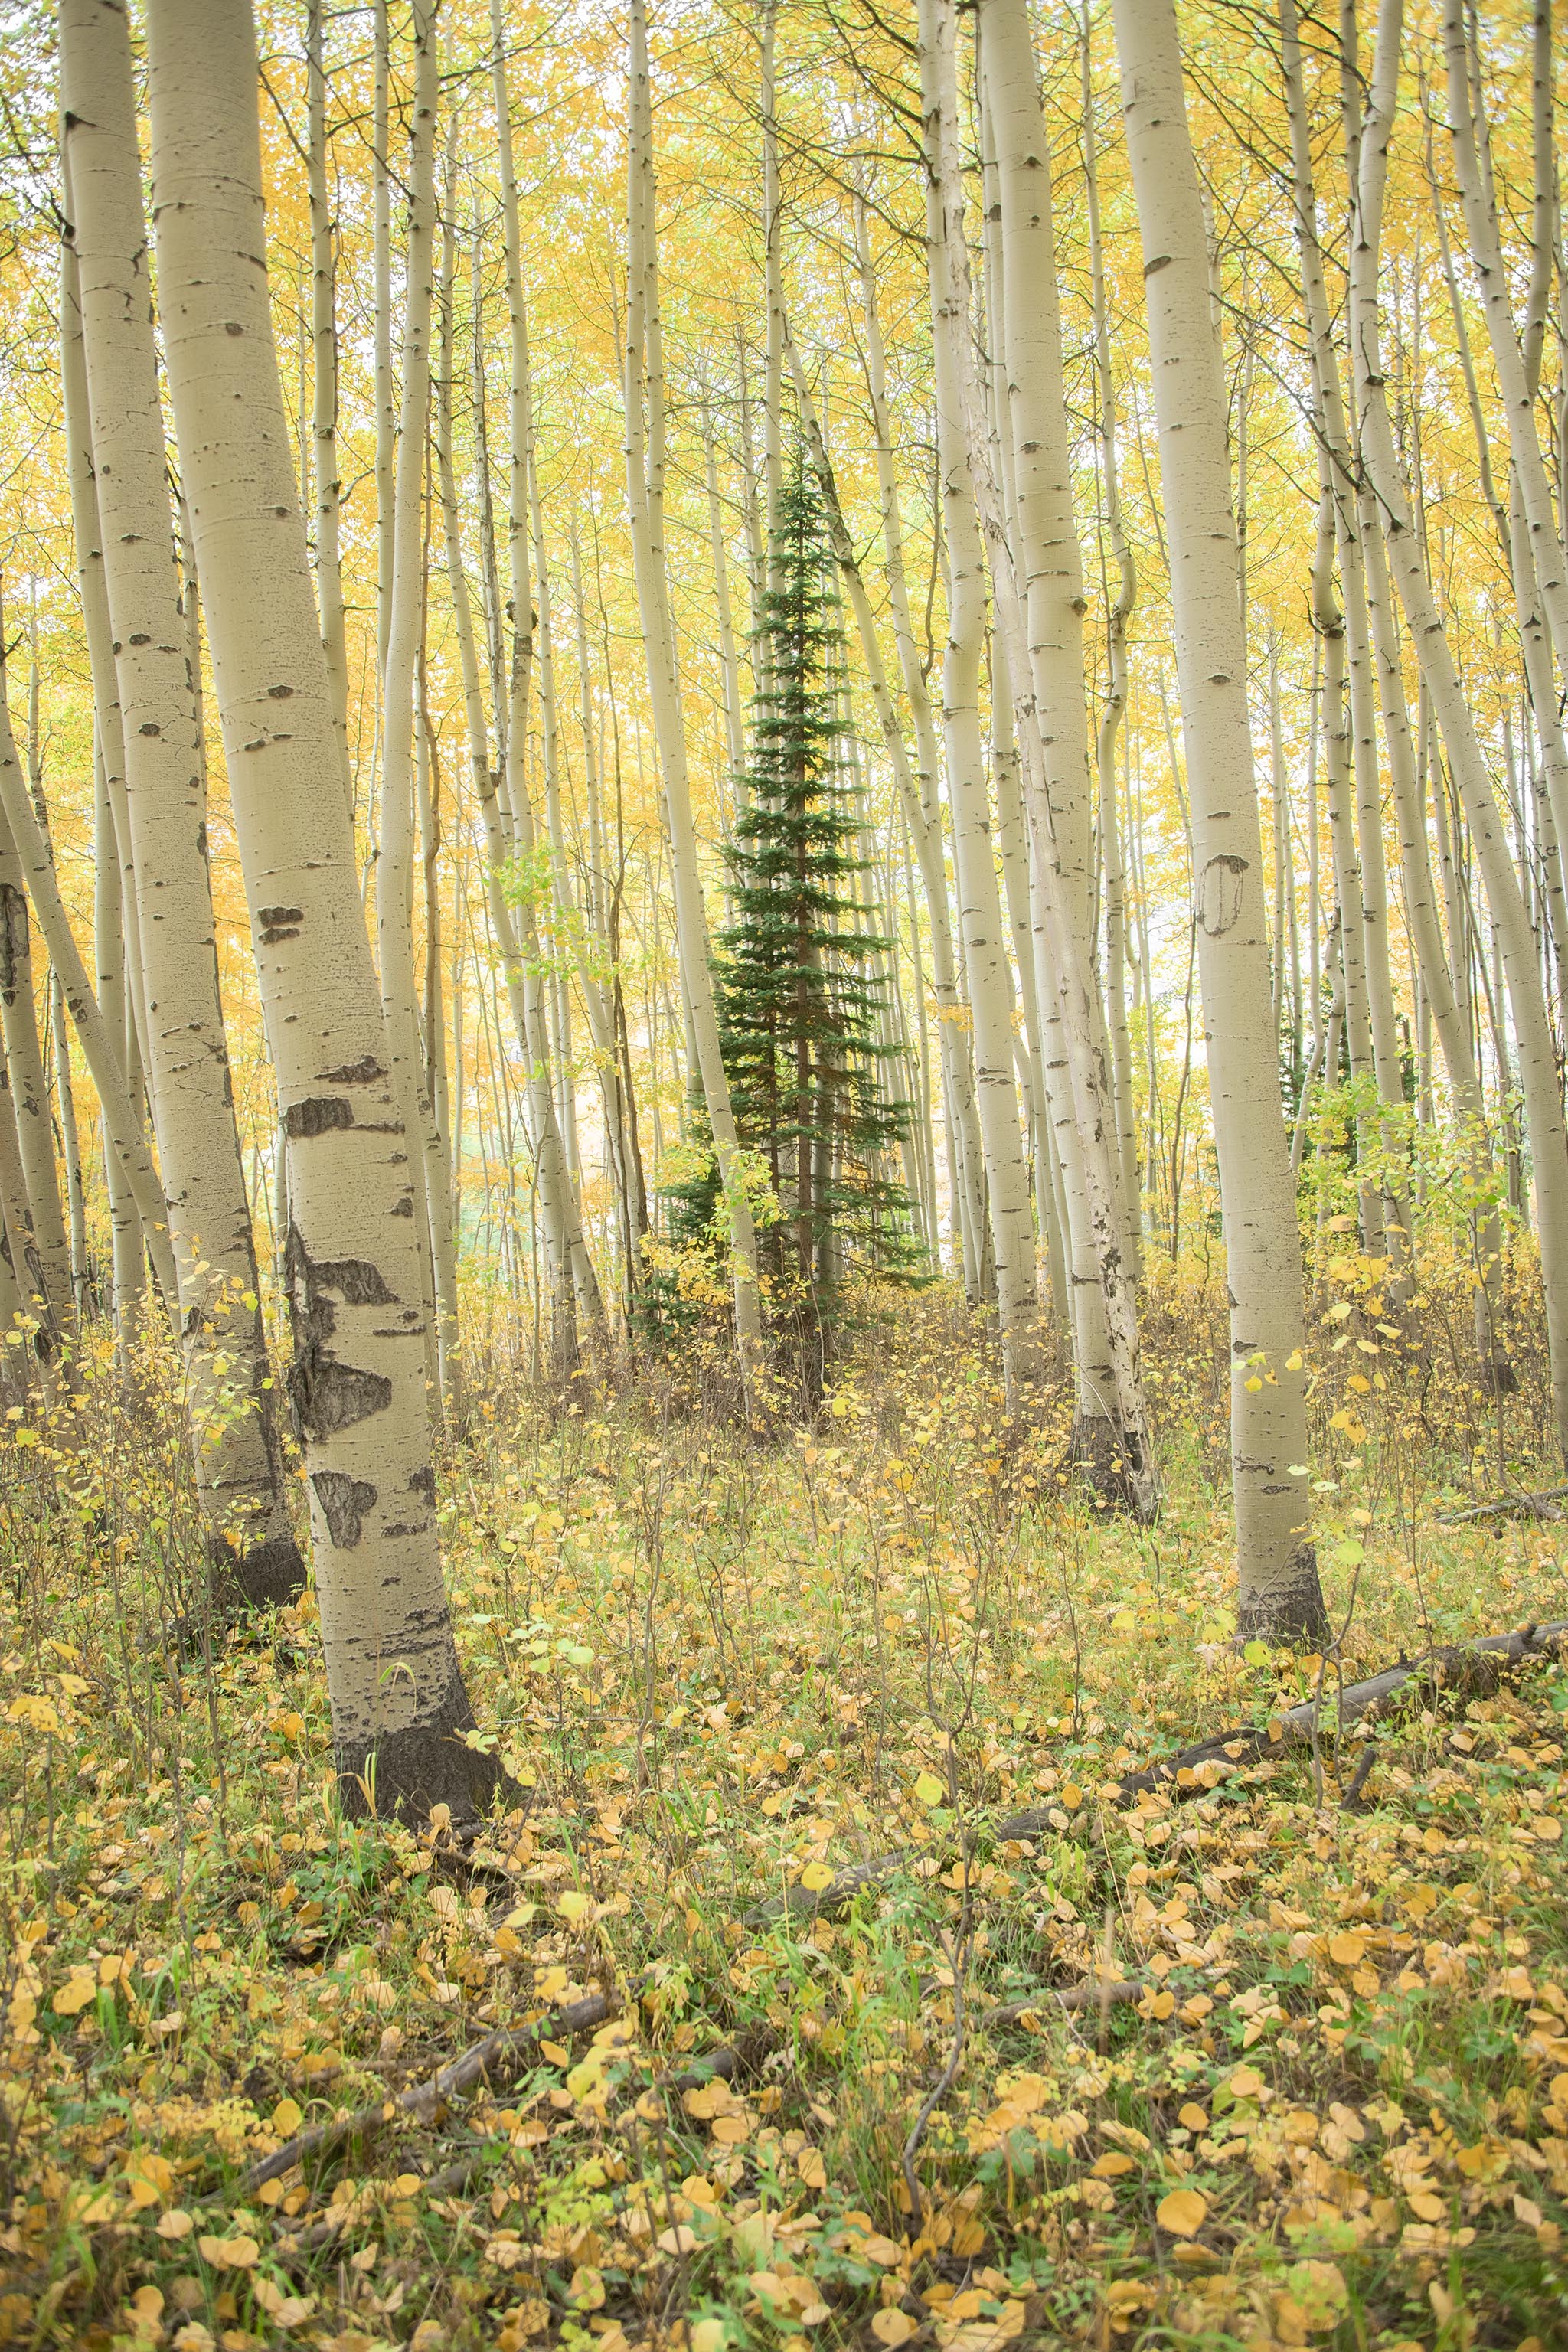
[1156,2187,1207,2238]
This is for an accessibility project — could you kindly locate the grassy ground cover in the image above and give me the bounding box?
[2,1260,1566,2351]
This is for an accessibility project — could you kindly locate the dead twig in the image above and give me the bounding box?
[980,1978,1142,2029]
[1438,1485,1568,1524]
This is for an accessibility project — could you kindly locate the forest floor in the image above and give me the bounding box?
[2,1269,1567,2352]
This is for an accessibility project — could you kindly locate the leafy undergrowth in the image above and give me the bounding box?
[3,1275,1568,2352]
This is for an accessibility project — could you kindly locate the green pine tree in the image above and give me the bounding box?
[717,441,922,1383]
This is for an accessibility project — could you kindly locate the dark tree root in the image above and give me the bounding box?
[1065,1410,1158,1524]
[336,1666,523,1826]
[1236,1540,1330,1648]
[749,1616,1568,1926]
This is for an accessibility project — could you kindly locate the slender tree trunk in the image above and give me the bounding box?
[146,0,508,1821]
[306,0,351,807]
[0,799,70,1331]
[63,0,304,1604]
[1114,0,1324,1632]
[1351,0,1568,1456]
[927,0,1155,1505]
[50,971,90,1321]
[626,0,763,1407]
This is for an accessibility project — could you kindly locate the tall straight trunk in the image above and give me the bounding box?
[978,0,1149,1480]
[923,162,1040,1403]
[306,0,352,807]
[1081,15,1142,1280]
[852,188,984,1284]
[926,0,1154,1507]
[146,0,507,1821]
[1446,2,1568,695]
[63,0,303,1604]
[1349,0,1568,1455]
[1113,0,1324,1633]
[491,12,602,1357]
[626,0,762,1405]
[372,0,459,1421]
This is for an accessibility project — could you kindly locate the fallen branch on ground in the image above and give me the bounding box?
[751,1619,1568,1925]
[228,1989,615,2200]
[1438,1486,1568,1524]
[980,1980,1142,2029]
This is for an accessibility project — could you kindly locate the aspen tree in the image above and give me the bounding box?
[851,190,986,1289]
[61,0,304,1604]
[917,15,1040,1412]
[372,0,460,1417]
[306,0,352,808]
[1348,0,1568,1459]
[626,0,763,1409]
[1112,0,1324,1632]
[924,0,1155,1508]
[982,0,1147,1461]
[145,0,506,1820]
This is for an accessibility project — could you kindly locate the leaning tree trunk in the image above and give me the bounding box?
[0,801,70,1334]
[146,0,508,1822]
[61,0,304,1607]
[1113,0,1325,1636]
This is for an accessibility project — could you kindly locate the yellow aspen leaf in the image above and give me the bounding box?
[796,2146,827,2188]
[156,2209,194,2240]
[271,2097,303,2135]
[1178,2103,1208,2132]
[871,2314,915,2347]
[52,1975,96,2017]
[913,1771,944,1807]
[1227,2066,1265,2100]
[1059,1784,1083,1811]
[1328,1931,1367,1967]
[799,1861,835,1892]
[1092,2151,1135,2177]
[557,1890,591,1924]
[1156,2188,1207,2237]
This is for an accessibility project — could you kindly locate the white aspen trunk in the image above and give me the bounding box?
[1446,2,1568,693]
[1350,0,1568,1455]
[146,0,507,1822]
[306,0,352,808]
[926,0,1155,1507]
[91,747,142,1341]
[1113,0,1323,1630]
[853,189,985,1282]
[975,0,1148,1477]
[371,0,459,1424]
[920,87,1040,1408]
[626,0,762,1406]
[490,16,602,1356]
[62,0,304,1605]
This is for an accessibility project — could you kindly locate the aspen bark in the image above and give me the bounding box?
[1350,0,1568,1454]
[371,0,460,1421]
[921,118,1040,1404]
[306,0,352,807]
[926,0,1154,1505]
[1113,0,1323,1630]
[62,0,303,1604]
[980,0,1144,1465]
[146,0,506,1820]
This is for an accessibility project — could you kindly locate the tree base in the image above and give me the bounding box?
[1237,1544,1330,1645]
[214,1529,309,1610]
[336,1666,522,1825]
[1067,1411,1158,1523]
